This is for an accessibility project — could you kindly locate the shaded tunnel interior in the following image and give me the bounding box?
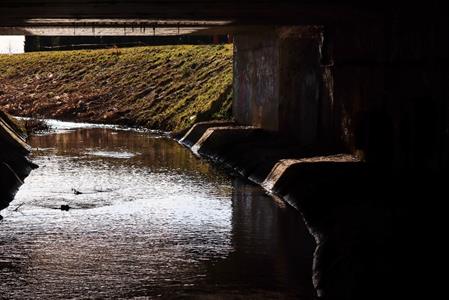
[230,10,447,298]
[233,21,448,172]
[1,1,448,299]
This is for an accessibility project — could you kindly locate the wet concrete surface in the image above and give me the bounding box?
[0,120,315,299]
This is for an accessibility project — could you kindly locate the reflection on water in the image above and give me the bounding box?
[0,122,314,299]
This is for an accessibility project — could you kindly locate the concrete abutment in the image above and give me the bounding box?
[181,12,446,299]
[233,20,448,172]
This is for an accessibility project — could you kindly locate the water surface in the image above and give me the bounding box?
[0,121,315,299]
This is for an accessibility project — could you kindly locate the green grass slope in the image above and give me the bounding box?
[0,45,233,131]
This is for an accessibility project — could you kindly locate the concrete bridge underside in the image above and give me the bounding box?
[1,1,445,172]
[0,1,424,25]
[0,2,447,299]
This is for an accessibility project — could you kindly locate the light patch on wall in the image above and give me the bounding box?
[0,36,25,54]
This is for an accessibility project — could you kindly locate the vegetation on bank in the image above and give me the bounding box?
[0,111,27,137]
[0,45,233,132]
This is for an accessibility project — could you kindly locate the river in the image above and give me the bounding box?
[0,120,315,299]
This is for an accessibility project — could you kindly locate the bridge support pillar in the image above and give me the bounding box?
[233,27,333,150]
[233,20,448,171]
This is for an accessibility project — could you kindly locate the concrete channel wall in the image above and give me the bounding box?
[0,112,36,211]
[233,20,448,172]
[233,27,330,149]
[180,12,446,298]
[178,118,442,300]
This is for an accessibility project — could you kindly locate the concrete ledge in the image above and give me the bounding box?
[0,112,36,212]
[0,117,31,154]
[262,154,361,191]
[184,125,318,182]
[178,122,441,300]
[179,120,235,148]
[262,155,363,211]
[191,126,261,156]
[179,122,365,209]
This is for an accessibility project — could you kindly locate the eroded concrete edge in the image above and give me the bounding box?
[179,123,362,211]
[179,120,235,147]
[0,113,36,212]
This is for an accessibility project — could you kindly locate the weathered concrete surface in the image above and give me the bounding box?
[326,19,449,171]
[229,14,446,299]
[0,2,405,27]
[180,122,339,183]
[233,31,280,132]
[273,164,442,300]
[191,126,261,157]
[233,27,336,150]
[261,155,359,193]
[179,123,363,198]
[179,120,235,147]
[0,112,36,211]
[179,122,441,299]
[233,15,448,172]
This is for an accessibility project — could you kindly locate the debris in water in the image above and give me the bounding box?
[60,205,70,211]
[24,119,49,134]
[13,203,24,212]
[71,188,82,195]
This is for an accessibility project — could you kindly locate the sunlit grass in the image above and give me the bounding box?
[0,44,233,131]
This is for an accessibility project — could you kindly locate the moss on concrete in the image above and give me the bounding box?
[0,45,233,131]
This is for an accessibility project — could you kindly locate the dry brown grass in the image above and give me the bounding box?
[0,45,233,131]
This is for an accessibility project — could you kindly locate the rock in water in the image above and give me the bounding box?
[71,188,82,195]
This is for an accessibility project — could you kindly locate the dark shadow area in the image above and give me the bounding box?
[24,35,231,52]
[201,178,315,299]
[0,112,36,211]
[180,119,445,299]
[274,166,443,300]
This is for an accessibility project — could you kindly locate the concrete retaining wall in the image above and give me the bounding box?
[0,112,36,211]
[233,27,333,150]
[179,120,442,300]
[232,17,448,172]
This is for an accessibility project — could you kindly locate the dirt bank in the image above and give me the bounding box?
[0,45,233,132]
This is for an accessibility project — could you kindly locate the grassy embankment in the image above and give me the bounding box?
[0,45,233,132]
